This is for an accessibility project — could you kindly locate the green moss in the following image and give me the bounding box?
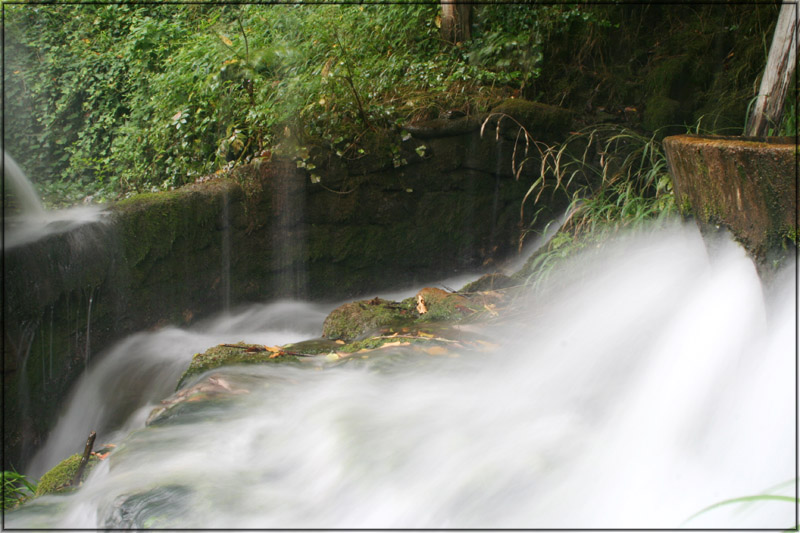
[177,343,299,390]
[282,338,343,355]
[337,335,417,353]
[643,94,680,131]
[782,227,798,245]
[677,194,693,217]
[415,287,480,321]
[645,55,689,96]
[36,453,99,496]
[321,298,417,341]
[459,273,516,293]
[489,98,573,139]
[111,183,228,274]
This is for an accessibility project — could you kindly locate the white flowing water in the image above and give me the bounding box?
[6,223,796,529]
[3,151,107,249]
[4,152,45,216]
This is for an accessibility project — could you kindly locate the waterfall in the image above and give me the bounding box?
[2,151,106,249]
[4,151,45,216]
[7,222,795,529]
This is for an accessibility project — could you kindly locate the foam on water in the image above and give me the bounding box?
[7,223,796,529]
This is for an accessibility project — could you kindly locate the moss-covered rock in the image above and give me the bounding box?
[321,297,417,341]
[459,273,517,293]
[176,343,300,390]
[36,453,99,496]
[487,98,573,140]
[402,115,482,139]
[414,287,480,321]
[643,94,681,133]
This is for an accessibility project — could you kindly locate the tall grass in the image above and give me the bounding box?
[683,479,798,530]
[3,469,37,510]
[493,120,677,288]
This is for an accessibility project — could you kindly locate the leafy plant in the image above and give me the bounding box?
[3,469,38,510]
[494,120,677,288]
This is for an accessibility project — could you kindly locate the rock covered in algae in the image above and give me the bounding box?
[321,297,417,341]
[413,287,481,321]
[458,273,516,293]
[486,98,573,141]
[176,342,299,391]
[36,453,99,496]
[321,288,488,342]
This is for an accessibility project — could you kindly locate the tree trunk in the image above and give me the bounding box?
[746,3,799,137]
[441,0,471,44]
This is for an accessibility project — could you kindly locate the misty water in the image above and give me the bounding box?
[3,152,107,249]
[5,222,796,529]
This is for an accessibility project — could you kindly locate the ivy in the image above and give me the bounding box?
[4,4,603,202]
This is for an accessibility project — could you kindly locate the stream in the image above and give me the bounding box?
[5,222,796,529]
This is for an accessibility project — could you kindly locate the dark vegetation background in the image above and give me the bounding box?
[3,3,794,206]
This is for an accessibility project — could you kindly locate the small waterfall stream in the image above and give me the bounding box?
[3,151,107,249]
[6,223,795,529]
[4,152,45,216]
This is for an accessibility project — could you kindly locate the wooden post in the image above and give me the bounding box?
[746,3,799,137]
[71,431,96,487]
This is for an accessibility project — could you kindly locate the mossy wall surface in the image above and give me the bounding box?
[4,101,567,471]
[663,134,797,265]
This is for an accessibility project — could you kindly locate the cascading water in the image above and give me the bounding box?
[3,151,106,249]
[4,152,45,216]
[6,222,796,529]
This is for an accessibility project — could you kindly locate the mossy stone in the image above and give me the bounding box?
[176,343,299,390]
[415,287,480,321]
[322,298,417,341]
[459,273,516,293]
[643,94,681,132]
[36,453,99,496]
[488,98,573,140]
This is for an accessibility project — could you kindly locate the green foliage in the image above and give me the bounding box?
[469,4,614,94]
[3,469,37,510]
[517,123,676,235]
[4,4,528,200]
[772,87,798,137]
[509,123,677,287]
[4,4,779,203]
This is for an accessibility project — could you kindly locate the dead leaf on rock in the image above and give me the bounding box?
[424,346,449,356]
[416,294,428,314]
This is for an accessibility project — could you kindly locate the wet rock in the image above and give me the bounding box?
[321,297,416,341]
[176,343,299,391]
[36,453,100,496]
[104,485,191,528]
[485,99,574,142]
[402,115,482,139]
[414,287,480,321]
[148,373,250,426]
[459,273,517,293]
